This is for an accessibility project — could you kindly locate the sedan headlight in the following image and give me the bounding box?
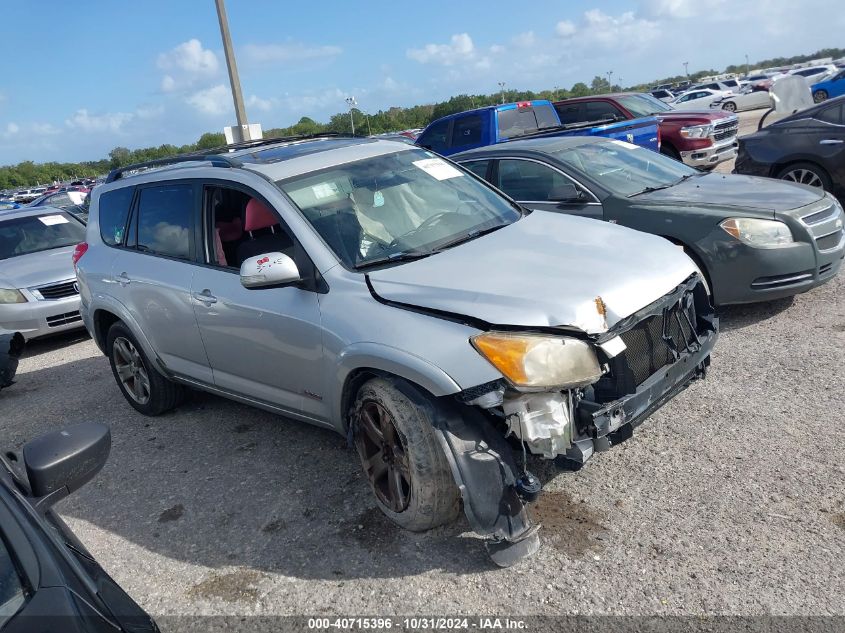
[679,124,712,139]
[471,332,602,391]
[720,218,794,247]
[0,288,26,304]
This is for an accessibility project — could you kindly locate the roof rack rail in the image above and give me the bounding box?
[104,132,361,183]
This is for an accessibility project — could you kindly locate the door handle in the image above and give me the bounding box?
[819,139,844,145]
[115,272,131,286]
[193,289,217,305]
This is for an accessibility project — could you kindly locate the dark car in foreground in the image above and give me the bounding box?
[455,136,844,306]
[0,423,158,632]
[0,330,24,390]
[734,95,845,201]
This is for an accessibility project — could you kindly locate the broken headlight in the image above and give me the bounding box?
[471,332,602,391]
[720,218,794,248]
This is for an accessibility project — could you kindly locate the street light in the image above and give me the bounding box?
[606,70,613,92]
[745,54,750,76]
[345,96,357,135]
[498,81,506,104]
[683,61,689,79]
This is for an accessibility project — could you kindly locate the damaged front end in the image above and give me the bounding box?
[442,274,717,565]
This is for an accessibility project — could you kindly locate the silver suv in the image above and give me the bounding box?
[75,136,718,565]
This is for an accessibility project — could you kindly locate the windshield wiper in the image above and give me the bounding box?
[628,173,696,197]
[355,250,434,270]
[430,222,510,252]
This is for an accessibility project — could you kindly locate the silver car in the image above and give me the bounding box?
[0,207,86,339]
[76,137,718,565]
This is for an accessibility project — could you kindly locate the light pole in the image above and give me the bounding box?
[498,82,506,104]
[683,61,689,80]
[345,97,357,135]
[554,85,559,101]
[744,54,749,76]
[606,71,613,92]
[214,0,252,142]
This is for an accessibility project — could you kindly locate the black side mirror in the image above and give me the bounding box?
[548,183,582,202]
[22,422,111,510]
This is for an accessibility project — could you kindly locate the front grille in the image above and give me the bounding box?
[816,230,843,251]
[802,204,838,226]
[618,296,699,386]
[712,124,738,142]
[819,263,833,276]
[34,280,78,300]
[46,311,82,327]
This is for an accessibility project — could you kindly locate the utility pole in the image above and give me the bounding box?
[683,61,689,80]
[215,0,252,141]
[346,97,357,135]
[498,82,506,104]
[744,54,749,76]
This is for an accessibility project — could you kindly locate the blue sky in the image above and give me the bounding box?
[1,0,842,165]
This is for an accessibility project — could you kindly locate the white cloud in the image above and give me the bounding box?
[246,94,274,112]
[643,0,728,19]
[65,109,134,133]
[31,122,60,135]
[555,20,577,37]
[160,74,176,92]
[157,39,218,75]
[407,33,476,65]
[136,104,165,120]
[243,42,342,65]
[511,31,536,48]
[185,84,232,116]
[5,122,19,135]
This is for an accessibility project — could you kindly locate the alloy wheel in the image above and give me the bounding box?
[781,168,823,188]
[354,401,411,512]
[112,337,151,404]
[722,102,736,112]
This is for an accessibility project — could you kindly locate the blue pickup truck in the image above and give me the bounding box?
[416,99,660,156]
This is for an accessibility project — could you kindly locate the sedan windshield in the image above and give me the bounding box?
[0,212,86,260]
[277,148,520,269]
[553,140,698,197]
[616,93,673,116]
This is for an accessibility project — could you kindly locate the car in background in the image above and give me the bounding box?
[670,88,733,110]
[0,201,20,212]
[789,65,838,86]
[735,95,845,202]
[650,89,674,102]
[454,136,844,306]
[28,189,89,221]
[811,68,845,103]
[553,92,738,169]
[0,207,85,339]
[710,84,772,112]
[693,80,740,92]
[0,423,159,632]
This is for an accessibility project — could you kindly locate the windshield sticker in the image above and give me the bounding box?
[312,182,340,199]
[38,215,69,226]
[609,140,640,150]
[412,158,464,181]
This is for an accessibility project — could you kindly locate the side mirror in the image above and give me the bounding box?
[548,183,582,202]
[22,422,111,510]
[240,252,301,289]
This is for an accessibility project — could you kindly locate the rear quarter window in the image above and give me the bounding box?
[98,187,135,246]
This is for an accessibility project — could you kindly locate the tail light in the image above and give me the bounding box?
[72,242,89,269]
[657,125,662,150]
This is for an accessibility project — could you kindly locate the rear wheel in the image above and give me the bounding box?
[813,89,828,103]
[351,377,460,532]
[721,101,737,112]
[776,162,832,191]
[106,322,184,416]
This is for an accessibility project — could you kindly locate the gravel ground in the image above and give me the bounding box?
[3,270,844,621]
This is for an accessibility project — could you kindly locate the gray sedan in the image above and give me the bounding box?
[0,207,86,339]
[454,137,845,305]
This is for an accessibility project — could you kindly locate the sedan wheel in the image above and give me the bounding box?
[112,337,151,405]
[780,167,824,188]
[813,90,828,103]
[722,101,737,112]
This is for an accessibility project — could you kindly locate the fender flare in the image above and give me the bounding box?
[90,297,164,372]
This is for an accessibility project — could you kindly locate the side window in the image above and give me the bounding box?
[817,104,843,125]
[555,103,586,124]
[46,193,72,208]
[449,115,482,149]
[0,535,26,626]
[496,159,583,202]
[417,119,450,153]
[460,160,491,181]
[585,101,623,122]
[98,186,135,246]
[134,184,194,260]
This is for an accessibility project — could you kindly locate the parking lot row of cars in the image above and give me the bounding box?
[0,77,844,631]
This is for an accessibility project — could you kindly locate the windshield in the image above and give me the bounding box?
[616,93,673,117]
[277,148,520,269]
[552,140,697,197]
[0,212,86,260]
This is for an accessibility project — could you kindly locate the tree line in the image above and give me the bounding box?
[2,47,842,190]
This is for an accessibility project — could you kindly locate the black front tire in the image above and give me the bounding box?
[351,377,460,532]
[106,322,184,416]
[775,162,833,192]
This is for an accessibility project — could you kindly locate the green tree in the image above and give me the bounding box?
[570,82,590,97]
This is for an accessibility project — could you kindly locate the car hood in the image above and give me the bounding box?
[0,246,76,289]
[655,110,734,124]
[635,172,824,216]
[367,211,696,335]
